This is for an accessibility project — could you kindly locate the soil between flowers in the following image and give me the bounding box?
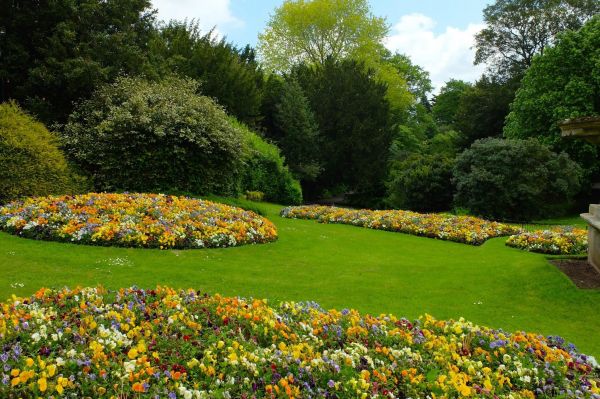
[550,259,600,289]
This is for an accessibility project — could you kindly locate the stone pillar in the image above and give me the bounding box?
[581,204,600,273]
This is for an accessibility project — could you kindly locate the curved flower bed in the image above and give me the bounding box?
[280,205,519,245]
[506,227,588,255]
[0,193,277,249]
[1,286,599,398]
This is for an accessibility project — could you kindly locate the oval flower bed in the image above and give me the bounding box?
[280,205,519,245]
[1,286,599,398]
[506,227,588,255]
[0,193,277,249]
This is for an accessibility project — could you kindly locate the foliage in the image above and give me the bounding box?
[293,60,394,204]
[2,285,599,398]
[474,0,599,78]
[504,16,600,176]
[0,102,85,203]
[453,75,519,148]
[454,138,582,221]
[383,52,433,103]
[506,227,588,254]
[258,0,388,72]
[233,119,303,205]
[271,78,322,182]
[387,154,455,212]
[149,21,264,125]
[0,193,277,249]
[432,80,472,127]
[62,76,245,196]
[281,205,519,245]
[245,191,265,202]
[0,0,157,124]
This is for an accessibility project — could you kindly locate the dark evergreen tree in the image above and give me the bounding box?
[273,78,322,182]
[294,60,394,205]
[0,0,157,124]
[149,21,264,125]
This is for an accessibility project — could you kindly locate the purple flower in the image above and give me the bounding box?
[328,380,335,388]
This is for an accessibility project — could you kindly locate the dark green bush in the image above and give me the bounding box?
[0,102,86,203]
[453,138,582,221]
[234,119,302,205]
[62,76,245,195]
[387,153,455,212]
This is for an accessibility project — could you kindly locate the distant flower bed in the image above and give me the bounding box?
[506,227,588,255]
[0,193,277,249]
[280,205,519,245]
[1,286,598,398]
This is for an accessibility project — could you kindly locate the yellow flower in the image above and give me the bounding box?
[38,377,47,392]
[127,348,138,359]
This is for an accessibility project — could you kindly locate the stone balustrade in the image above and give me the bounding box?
[581,204,600,273]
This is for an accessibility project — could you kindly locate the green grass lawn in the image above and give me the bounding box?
[1,201,599,356]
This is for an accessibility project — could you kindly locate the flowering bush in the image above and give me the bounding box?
[506,227,588,255]
[280,206,519,245]
[0,193,277,249]
[1,286,598,398]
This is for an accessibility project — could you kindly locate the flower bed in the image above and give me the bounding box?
[0,193,277,249]
[280,205,519,245]
[506,227,588,255]
[1,286,598,398]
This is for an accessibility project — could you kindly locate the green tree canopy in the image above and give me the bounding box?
[0,0,157,124]
[258,0,388,72]
[149,21,264,125]
[474,0,600,78]
[432,80,472,127]
[504,16,600,175]
[294,60,394,204]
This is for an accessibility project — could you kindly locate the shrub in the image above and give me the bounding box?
[234,119,303,205]
[245,191,265,202]
[454,138,582,221]
[62,76,245,195]
[0,102,85,203]
[387,153,455,212]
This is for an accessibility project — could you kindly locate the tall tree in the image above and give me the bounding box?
[294,60,393,204]
[258,0,388,72]
[474,0,600,78]
[504,16,600,179]
[432,80,472,127]
[273,78,322,182]
[149,21,264,125]
[454,75,519,148]
[258,0,412,113]
[0,0,156,124]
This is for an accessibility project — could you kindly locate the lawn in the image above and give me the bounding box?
[1,200,599,357]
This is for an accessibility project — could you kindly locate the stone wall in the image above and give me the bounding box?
[582,204,600,273]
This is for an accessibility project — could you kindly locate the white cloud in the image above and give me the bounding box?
[384,13,486,93]
[151,0,244,35]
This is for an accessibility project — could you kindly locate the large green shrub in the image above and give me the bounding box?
[234,119,302,205]
[0,102,85,203]
[387,154,455,212]
[453,138,582,221]
[62,76,245,195]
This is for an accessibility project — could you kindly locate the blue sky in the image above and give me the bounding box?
[151,0,492,91]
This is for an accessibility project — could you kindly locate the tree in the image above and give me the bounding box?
[149,21,264,125]
[474,0,600,78]
[432,80,472,127]
[454,138,582,221]
[258,0,388,72]
[383,52,433,103]
[0,0,157,124]
[453,75,519,148]
[294,60,393,204]
[273,78,322,182]
[0,102,85,203]
[504,16,600,176]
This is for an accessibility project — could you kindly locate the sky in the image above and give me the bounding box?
[151,0,492,92]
